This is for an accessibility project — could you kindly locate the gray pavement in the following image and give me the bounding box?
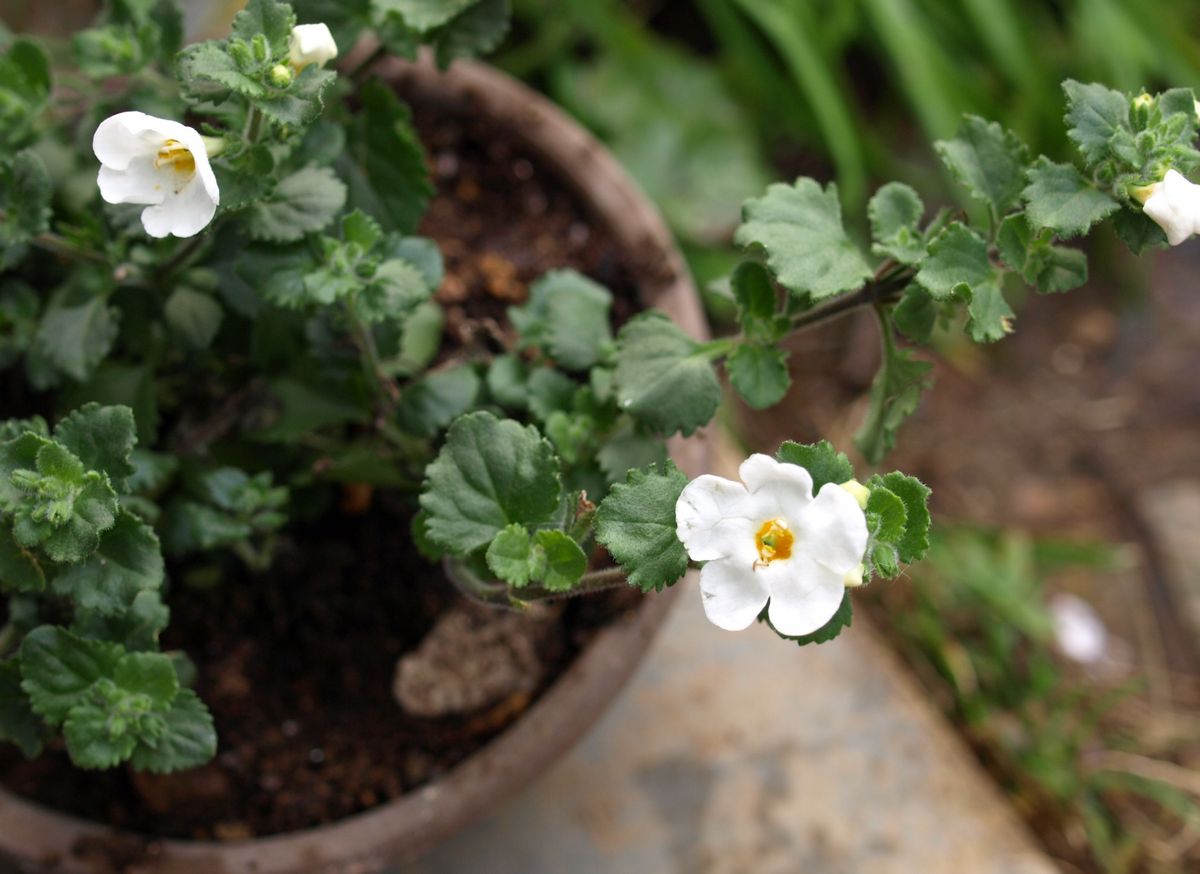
[403,578,1058,874]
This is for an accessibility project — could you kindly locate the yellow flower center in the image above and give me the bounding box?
[155,139,196,185]
[755,518,793,565]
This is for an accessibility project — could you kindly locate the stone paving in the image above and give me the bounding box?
[401,582,1057,874]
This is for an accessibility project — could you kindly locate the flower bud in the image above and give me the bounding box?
[268,63,294,88]
[251,33,270,63]
[842,563,866,588]
[228,38,253,71]
[1132,92,1153,110]
[839,479,870,510]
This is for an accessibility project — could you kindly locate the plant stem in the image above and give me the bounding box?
[244,106,264,143]
[443,559,633,610]
[0,623,17,659]
[344,299,398,411]
[788,269,912,333]
[30,230,108,265]
[155,233,209,281]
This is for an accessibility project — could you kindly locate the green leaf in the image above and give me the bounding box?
[113,651,179,709]
[164,288,223,350]
[532,529,587,592]
[176,41,266,102]
[866,484,907,547]
[54,403,137,491]
[868,182,927,265]
[509,270,613,371]
[854,317,932,464]
[1022,158,1119,238]
[357,258,430,322]
[595,461,688,593]
[0,524,46,593]
[249,165,346,243]
[19,625,122,725]
[34,295,120,384]
[0,40,51,155]
[730,261,779,337]
[52,510,163,617]
[892,286,937,344]
[431,0,511,67]
[965,278,1013,343]
[73,589,170,652]
[934,115,1029,214]
[253,377,368,442]
[1112,207,1168,255]
[485,355,528,410]
[129,688,217,773]
[258,64,337,129]
[381,0,476,31]
[596,421,667,486]
[0,282,39,368]
[996,212,1088,294]
[915,222,991,301]
[342,81,433,235]
[526,367,577,423]
[231,0,296,54]
[395,365,482,438]
[734,178,872,300]
[62,702,139,768]
[762,590,852,646]
[0,150,52,268]
[727,343,790,409]
[775,440,853,491]
[2,435,119,564]
[420,412,562,554]
[1063,80,1130,165]
[0,658,44,758]
[869,471,931,563]
[613,311,720,437]
[485,523,534,586]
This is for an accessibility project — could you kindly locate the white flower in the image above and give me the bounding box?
[675,454,869,636]
[93,112,220,239]
[289,23,338,68]
[1049,593,1108,665]
[1138,169,1200,246]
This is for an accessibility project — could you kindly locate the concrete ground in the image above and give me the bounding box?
[401,581,1057,874]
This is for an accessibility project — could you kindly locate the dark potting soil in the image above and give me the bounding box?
[0,78,645,839]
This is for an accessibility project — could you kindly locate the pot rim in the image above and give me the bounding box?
[0,55,710,874]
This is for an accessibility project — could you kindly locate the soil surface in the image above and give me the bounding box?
[0,78,643,839]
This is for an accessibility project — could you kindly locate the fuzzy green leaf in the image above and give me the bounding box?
[596,422,667,485]
[869,471,932,563]
[0,150,52,268]
[854,320,932,464]
[231,0,296,54]
[1063,80,1130,165]
[935,115,1029,214]
[868,182,926,266]
[0,659,44,758]
[54,403,137,492]
[915,222,991,301]
[164,288,223,350]
[395,365,482,438]
[485,523,534,587]
[0,524,46,593]
[380,0,477,31]
[52,510,163,618]
[735,178,872,300]
[775,440,854,492]
[595,461,688,593]
[34,296,120,384]
[485,355,528,410]
[342,81,433,235]
[431,0,512,67]
[613,312,720,437]
[1022,158,1119,238]
[727,343,790,409]
[965,279,1014,343]
[128,688,217,773]
[19,625,122,725]
[893,286,937,344]
[509,270,613,371]
[249,165,346,243]
[532,530,587,592]
[420,412,562,554]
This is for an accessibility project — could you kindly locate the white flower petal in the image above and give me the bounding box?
[795,482,868,573]
[140,175,218,239]
[93,112,220,238]
[97,158,164,206]
[738,454,814,519]
[763,554,847,637]
[289,23,338,67]
[698,556,770,631]
[1143,169,1200,246]
[676,474,755,561]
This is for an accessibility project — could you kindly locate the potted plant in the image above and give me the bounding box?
[2,0,1198,870]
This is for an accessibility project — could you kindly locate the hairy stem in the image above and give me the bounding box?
[788,269,912,334]
[443,559,631,610]
[31,230,108,265]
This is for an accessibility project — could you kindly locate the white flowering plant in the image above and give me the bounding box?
[0,0,1196,778]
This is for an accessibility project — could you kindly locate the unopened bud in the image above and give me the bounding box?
[1132,92,1153,110]
[228,38,253,70]
[839,479,870,510]
[843,563,866,588]
[268,63,294,88]
[251,33,270,63]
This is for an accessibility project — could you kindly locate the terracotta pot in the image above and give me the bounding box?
[0,57,710,873]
